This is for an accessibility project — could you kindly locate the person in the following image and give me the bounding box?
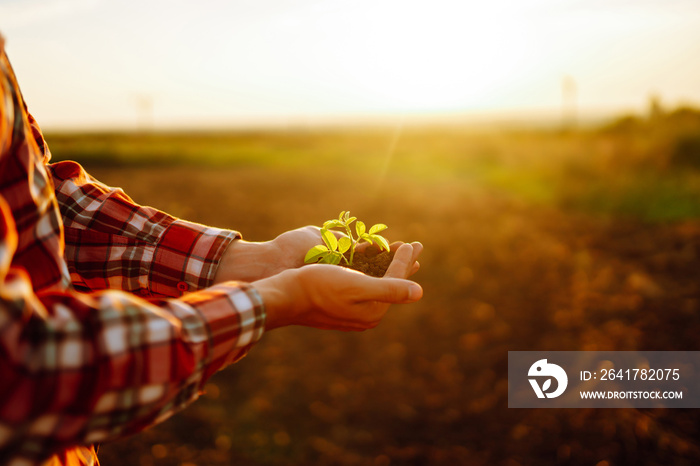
[0,35,423,466]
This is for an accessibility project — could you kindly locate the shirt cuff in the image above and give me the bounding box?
[149,219,240,297]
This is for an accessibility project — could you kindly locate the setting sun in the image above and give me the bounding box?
[301,1,535,111]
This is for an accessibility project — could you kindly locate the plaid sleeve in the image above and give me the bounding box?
[48,160,239,298]
[0,195,266,464]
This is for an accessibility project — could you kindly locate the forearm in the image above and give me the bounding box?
[0,193,267,464]
[1,274,265,458]
[49,160,239,297]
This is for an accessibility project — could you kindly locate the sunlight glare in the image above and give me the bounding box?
[316,0,534,112]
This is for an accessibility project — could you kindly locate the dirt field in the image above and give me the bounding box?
[46,124,700,465]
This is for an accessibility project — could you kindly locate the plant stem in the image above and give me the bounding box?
[349,244,356,266]
[343,222,357,265]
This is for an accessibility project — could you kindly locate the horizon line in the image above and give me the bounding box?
[40,103,693,134]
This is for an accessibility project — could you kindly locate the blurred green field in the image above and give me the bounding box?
[45,111,700,465]
[47,108,700,223]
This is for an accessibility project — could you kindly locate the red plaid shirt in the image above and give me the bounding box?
[0,41,266,465]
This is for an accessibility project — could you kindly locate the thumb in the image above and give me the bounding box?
[360,276,423,304]
[385,243,417,279]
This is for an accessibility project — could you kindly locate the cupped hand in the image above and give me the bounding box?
[253,242,423,332]
[214,226,419,283]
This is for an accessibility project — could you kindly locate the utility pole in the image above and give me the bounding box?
[561,75,577,131]
[133,93,154,132]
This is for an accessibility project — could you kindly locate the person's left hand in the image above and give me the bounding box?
[213,226,336,283]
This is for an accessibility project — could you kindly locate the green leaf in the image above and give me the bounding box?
[329,252,343,265]
[372,234,390,251]
[338,236,352,254]
[320,254,335,264]
[355,221,366,237]
[339,211,346,221]
[321,228,338,251]
[304,245,329,263]
[360,233,373,245]
[344,211,350,221]
[347,216,357,225]
[369,223,387,235]
[323,219,344,229]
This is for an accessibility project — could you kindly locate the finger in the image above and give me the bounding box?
[389,241,421,270]
[389,241,405,252]
[404,242,423,277]
[385,243,414,279]
[410,241,423,262]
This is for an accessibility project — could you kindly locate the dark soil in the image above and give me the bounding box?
[343,247,395,277]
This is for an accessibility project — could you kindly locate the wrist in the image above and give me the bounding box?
[214,239,277,283]
[252,268,304,331]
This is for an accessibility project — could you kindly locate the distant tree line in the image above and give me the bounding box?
[600,105,700,169]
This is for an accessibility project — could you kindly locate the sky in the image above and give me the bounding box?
[1,0,700,130]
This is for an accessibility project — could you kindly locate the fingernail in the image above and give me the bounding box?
[408,283,423,301]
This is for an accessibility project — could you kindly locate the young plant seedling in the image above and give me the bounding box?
[304,211,390,267]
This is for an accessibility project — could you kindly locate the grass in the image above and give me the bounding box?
[561,170,700,222]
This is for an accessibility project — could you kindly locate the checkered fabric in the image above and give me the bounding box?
[0,41,266,465]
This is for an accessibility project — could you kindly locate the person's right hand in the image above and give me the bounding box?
[252,242,423,331]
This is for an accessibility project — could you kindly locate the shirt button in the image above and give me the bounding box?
[177,281,189,292]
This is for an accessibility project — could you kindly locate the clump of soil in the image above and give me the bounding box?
[343,248,395,277]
